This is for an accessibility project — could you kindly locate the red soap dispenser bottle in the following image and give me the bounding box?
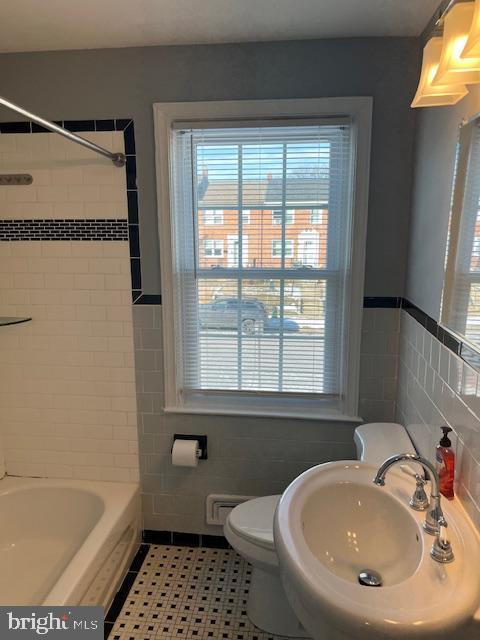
[436,426,455,500]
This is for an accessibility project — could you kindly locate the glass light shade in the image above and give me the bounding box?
[433,3,480,86]
[412,38,468,108]
[463,0,480,57]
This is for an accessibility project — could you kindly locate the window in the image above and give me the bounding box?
[155,98,372,419]
[203,209,224,225]
[442,115,480,349]
[272,239,293,258]
[204,239,224,257]
[310,209,324,224]
[242,210,251,224]
[273,209,294,224]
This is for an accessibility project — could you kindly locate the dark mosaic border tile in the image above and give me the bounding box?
[0,219,128,241]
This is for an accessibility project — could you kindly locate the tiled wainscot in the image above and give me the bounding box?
[133,303,401,535]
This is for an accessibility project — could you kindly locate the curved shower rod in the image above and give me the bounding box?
[0,95,126,167]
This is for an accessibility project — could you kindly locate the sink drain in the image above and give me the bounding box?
[358,570,383,587]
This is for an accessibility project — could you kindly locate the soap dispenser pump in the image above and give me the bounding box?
[436,426,455,500]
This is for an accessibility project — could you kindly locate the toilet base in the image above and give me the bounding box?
[247,566,307,638]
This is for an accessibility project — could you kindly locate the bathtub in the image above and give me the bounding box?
[0,476,140,608]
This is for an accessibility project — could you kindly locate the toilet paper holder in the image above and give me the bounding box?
[172,434,208,460]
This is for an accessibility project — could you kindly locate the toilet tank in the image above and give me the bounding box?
[354,423,417,466]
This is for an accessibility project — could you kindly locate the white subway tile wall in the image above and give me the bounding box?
[0,131,127,219]
[133,305,397,534]
[0,131,138,482]
[360,308,400,422]
[397,310,480,532]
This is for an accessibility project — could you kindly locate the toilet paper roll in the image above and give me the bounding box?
[172,439,199,467]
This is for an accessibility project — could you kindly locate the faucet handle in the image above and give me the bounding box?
[400,465,429,511]
[430,517,454,563]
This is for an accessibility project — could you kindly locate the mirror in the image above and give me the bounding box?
[442,115,480,353]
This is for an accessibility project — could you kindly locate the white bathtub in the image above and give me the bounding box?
[0,476,140,608]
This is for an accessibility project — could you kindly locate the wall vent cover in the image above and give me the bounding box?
[206,494,257,526]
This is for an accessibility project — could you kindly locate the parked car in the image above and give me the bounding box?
[199,298,300,334]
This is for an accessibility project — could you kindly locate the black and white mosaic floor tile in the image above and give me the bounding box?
[109,545,293,640]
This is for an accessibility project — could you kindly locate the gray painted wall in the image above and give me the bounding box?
[0,37,419,297]
[406,86,480,319]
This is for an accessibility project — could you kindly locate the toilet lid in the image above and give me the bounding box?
[228,495,280,550]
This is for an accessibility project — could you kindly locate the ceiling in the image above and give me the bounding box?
[0,0,440,53]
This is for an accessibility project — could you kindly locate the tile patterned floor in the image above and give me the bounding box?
[109,545,294,640]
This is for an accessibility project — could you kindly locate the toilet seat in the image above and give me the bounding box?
[227,495,279,551]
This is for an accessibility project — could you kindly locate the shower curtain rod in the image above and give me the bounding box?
[0,96,126,167]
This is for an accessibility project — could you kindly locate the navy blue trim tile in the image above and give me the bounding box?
[129,543,150,572]
[135,294,162,305]
[0,122,31,133]
[115,119,132,131]
[126,156,137,190]
[31,123,50,133]
[200,535,230,549]
[132,290,142,303]
[143,530,172,544]
[123,122,136,155]
[425,315,438,338]
[172,531,200,547]
[128,224,140,258]
[95,119,115,131]
[127,191,139,224]
[64,120,95,132]
[130,258,142,290]
[363,296,400,308]
[105,571,137,623]
[402,299,428,327]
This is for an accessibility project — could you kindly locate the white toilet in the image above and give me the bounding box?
[223,422,417,637]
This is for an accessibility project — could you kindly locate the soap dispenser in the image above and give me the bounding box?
[436,426,455,500]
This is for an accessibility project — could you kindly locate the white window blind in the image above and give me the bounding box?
[443,120,480,347]
[169,123,355,410]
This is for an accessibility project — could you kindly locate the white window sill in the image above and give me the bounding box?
[164,404,362,423]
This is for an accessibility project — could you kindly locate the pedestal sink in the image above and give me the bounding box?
[274,461,480,640]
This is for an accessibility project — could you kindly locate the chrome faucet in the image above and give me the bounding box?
[373,453,454,563]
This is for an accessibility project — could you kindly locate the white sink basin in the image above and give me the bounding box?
[274,461,480,640]
[302,481,422,586]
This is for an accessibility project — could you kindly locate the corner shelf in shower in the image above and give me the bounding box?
[0,317,31,326]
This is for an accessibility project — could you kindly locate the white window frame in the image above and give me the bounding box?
[204,239,224,258]
[203,209,224,225]
[154,97,372,421]
[272,238,294,258]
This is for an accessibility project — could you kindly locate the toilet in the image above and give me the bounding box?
[223,422,417,637]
